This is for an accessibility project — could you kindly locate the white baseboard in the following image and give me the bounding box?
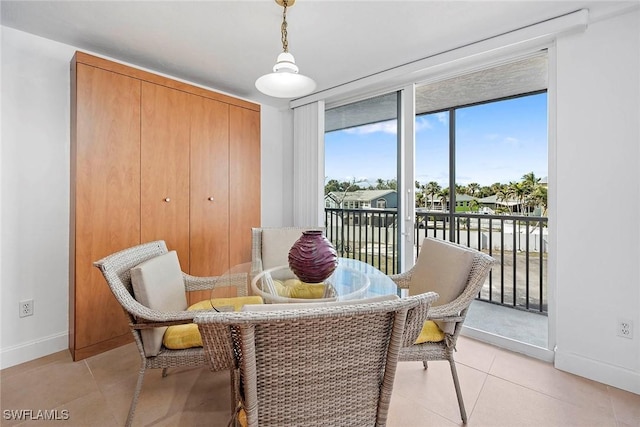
[555,349,640,395]
[462,325,555,363]
[0,332,68,370]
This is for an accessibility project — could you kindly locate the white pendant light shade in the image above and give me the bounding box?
[255,52,316,98]
[255,0,316,99]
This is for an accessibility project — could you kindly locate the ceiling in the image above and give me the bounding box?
[1,1,635,109]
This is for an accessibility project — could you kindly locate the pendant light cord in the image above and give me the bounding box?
[281,0,289,53]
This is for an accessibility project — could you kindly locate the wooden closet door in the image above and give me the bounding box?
[72,64,141,358]
[141,83,191,269]
[229,106,261,266]
[189,95,230,302]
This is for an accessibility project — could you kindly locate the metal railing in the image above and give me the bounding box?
[324,207,548,314]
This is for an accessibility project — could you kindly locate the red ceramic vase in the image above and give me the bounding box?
[288,230,338,283]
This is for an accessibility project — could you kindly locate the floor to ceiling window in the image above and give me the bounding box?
[323,53,550,353]
[413,54,549,350]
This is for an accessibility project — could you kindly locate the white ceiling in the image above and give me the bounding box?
[1,1,635,108]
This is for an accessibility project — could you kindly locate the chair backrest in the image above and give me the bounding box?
[93,240,169,324]
[196,293,438,427]
[409,238,495,334]
[251,227,323,271]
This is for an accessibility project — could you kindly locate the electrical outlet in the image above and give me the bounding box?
[617,318,633,339]
[19,299,34,318]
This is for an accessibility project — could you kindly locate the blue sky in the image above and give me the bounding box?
[325,92,548,188]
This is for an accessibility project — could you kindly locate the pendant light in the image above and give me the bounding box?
[255,0,316,99]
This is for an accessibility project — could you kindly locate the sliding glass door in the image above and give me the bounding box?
[324,92,401,274]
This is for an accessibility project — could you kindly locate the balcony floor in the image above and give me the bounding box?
[465,299,548,348]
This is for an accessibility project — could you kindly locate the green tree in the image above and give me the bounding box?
[437,187,450,211]
[467,182,481,197]
[415,181,426,208]
[325,177,365,207]
[425,181,441,210]
[529,184,548,215]
[507,181,528,214]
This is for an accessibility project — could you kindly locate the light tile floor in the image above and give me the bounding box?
[1,337,639,426]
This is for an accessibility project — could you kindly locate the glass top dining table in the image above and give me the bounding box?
[249,257,399,304]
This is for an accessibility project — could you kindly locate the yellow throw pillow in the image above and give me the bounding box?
[413,320,446,344]
[283,278,326,299]
[163,296,263,350]
[270,279,326,299]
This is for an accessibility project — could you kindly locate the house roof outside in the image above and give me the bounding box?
[326,189,396,203]
[478,194,521,206]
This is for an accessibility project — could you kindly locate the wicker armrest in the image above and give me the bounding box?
[426,314,465,323]
[128,302,202,323]
[182,273,219,292]
[183,272,249,296]
[130,317,196,329]
[388,269,413,289]
[425,304,461,319]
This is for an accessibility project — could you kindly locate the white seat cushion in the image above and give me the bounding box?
[131,251,188,356]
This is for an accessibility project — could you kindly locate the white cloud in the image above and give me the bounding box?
[344,120,397,135]
[415,116,433,131]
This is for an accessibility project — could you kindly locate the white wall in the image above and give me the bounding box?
[2,8,639,394]
[260,105,294,227]
[0,26,290,368]
[554,9,640,393]
[1,27,76,367]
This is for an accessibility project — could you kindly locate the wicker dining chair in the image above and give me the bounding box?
[195,292,439,427]
[93,240,248,427]
[390,237,496,424]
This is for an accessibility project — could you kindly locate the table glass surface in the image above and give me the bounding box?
[250,257,398,303]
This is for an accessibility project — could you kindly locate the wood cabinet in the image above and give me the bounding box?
[70,52,260,361]
[189,96,230,278]
[140,82,191,269]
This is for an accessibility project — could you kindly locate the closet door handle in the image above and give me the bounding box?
[208,197,214,201]
[164,198,171,202]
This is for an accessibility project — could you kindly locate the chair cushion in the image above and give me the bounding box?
[163,296,263,350]
[414,320,445,344]
[271,279,327,299]
[130,251,188,356]
[409,238,476,307]
[261,228,320,270]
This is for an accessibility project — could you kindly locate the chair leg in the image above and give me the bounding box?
[162,368,168,377]
[448,358,468,424]
[126,366,146,427]
[422,360,428,369]
[230,369,238,415]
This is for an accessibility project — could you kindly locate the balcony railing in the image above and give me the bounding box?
[324,207,548,314]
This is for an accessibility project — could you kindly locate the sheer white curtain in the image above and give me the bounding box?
[292,100,325,227]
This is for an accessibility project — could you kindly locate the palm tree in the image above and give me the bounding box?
[495,186,512,214]
[507,181,528,214]
[529,185,548,216]
[437,187,450,212]
[425,181,441,210]
[521,172,541,193]
[467,182,481,197]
